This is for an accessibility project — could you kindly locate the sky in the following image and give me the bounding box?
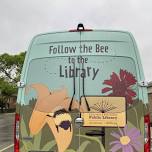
[0,0,152,81]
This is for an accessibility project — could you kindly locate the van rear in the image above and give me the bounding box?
[14,24,150,152]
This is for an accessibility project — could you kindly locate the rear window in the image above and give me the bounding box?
[24,56,138,105]
[82,56,138,104]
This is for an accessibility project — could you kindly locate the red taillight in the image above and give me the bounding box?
[14,113,20,152]
[69,29,93,32]
[144,114,151,152]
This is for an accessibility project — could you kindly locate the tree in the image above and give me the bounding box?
[0,52,26,83]
[0,52,26,112]
[0,78,17,112]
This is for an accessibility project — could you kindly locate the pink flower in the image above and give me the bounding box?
[110,125,143,152]
[102,69,137,104]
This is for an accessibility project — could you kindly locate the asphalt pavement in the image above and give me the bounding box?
[0,113,14,152]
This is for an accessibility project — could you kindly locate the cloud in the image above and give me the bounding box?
[0,0,152,80]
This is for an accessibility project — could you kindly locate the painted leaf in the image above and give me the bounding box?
[41,140,56,151]
[76,140,91,152]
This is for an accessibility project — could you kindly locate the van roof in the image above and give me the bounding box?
[29,30,134,48]
[33,29,131,38]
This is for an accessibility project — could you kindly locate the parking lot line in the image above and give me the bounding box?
[0,144,14,152]
[3,112,15,115]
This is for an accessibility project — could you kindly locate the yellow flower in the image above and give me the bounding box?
[120,136,131,145]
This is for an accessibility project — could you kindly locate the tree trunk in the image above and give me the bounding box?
[1,101,4,113]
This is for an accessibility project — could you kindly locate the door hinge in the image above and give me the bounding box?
[22,136,33,141]
[138,81,148,87]
[17,81,25,88]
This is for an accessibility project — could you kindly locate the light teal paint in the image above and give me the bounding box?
[17,30,148,104]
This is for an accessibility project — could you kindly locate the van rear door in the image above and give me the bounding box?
[78,31,145,152]
[19,32,83,152]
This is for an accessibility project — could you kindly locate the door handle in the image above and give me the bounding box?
[85,130,105,136]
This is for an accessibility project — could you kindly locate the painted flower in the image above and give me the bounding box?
[110,125,143,152]
[102,69,137,104]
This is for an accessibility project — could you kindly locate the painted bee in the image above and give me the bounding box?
[47,108,72,132]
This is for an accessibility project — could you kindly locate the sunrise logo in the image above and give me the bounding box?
[90,100,117,113]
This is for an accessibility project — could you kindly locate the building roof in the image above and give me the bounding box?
[148,81,152,87]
